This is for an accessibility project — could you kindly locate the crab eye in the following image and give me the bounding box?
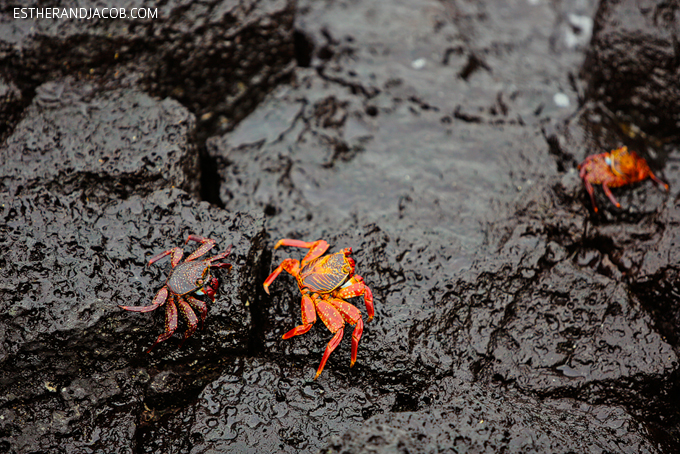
[196,279,204,286]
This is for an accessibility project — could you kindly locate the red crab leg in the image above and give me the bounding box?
[149,247,184,267]
[119,287,168,312]
[334,276,375,321]
[207,244,232,265]
[601,183,621,209]
[263,258,300,294]
[327,298,363,367]
[314,299,345,379]
[282,293,316,339]
[185,235,217,262]
[186,295,208,328]
[210,263,232,270]
[274,239,329,267]
[147,296,179,353]
[177,298,199,348]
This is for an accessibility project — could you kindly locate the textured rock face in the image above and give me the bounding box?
[0,0,296,136]
[326,378,661,454]
[2,0,680,453]
[583,0,680,138]
[0,188,265,453]
[0,78,199,199]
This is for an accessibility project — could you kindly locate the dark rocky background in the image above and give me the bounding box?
[1,0,680,452]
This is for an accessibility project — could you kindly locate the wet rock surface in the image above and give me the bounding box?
[1,0,680,452]
[582,0,680,138]
[327,378,661,453]
[0,77,199,200]
[0,187,264,453]
[0,0,296,138]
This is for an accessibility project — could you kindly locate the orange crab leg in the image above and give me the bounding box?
[601,183,621,208]
[351,319,364,367]
[282,293,316,339]
[274,239,330,267]
[263,258,300,294]
[649,172,669,190]
[147,296,178,353]
[328,298,364,367]
[149,247,184,267]
[315,328,344,380]
[583,180,599,213]
[334,276,375,321]
[185,235,217,262]
[119,287,168,312]
[314,299,346,379]
[177,298,199,348]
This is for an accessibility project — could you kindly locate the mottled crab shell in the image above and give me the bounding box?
[299,252,351,293]
[165,260,210,295]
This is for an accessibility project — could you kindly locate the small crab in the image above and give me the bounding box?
[264,239,375,379]
[578,146,669,212]
[120,235,232,352]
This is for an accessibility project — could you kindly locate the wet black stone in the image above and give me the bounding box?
[324,378,664,453]
[583,0,680,138]
[0,77,199,201]
[0,77,22,141]
[0,188,264,452]
[0,0,297,139]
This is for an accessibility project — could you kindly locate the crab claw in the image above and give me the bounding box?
[263,258,300,295]
[202,277,219,302]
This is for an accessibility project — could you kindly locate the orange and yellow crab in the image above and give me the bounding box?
[578,146,668,212]
[264,239,374,379]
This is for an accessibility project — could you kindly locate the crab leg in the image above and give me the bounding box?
[207,244,233,265]
[263,258,300,294]
[334,276,375,321]
[147,296,178,353]
[601,183,621,208]
[177,298,199,348]
[314,298,346,379]
[274,239,330,266]
[583,179,599,213]
[185,235,217,261]
[149,247,184,267]
[328,298,364,367]
[649,171,669,190]
[316,328,344,380]
[282,293,316,339]
[210,263,232,271]
[186,295,208,327]
[119,287,168,312]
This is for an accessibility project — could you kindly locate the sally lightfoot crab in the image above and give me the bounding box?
[264,239,375,379]
[578,146,668,212]
[120,235,232,352]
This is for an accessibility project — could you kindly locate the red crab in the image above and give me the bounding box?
[264,239,375,379]
[120,235,232,352]
[578,146,668,212]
